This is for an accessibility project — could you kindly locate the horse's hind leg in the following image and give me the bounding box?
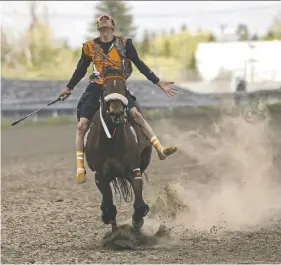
[129,169,150,230]
[95,173,117,231]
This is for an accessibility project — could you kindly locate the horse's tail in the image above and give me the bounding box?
[112,177,133,203]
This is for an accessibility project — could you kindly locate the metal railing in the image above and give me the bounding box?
[1,78,281,118]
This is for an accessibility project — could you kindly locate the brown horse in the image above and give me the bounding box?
[84,70,152,231]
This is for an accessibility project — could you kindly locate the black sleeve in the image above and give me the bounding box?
[126,38,160,84]
[66,49,91,90]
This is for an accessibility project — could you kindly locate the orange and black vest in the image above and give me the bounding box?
[82,36,132,84]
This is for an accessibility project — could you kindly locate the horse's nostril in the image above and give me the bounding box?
[111,111,121,117]
[110,110,124,124]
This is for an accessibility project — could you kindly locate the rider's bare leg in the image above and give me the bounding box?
[129,107,177,160]
[76,117,89,184]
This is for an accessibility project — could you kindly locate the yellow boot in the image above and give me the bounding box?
[76,169,87,184]
[76,151,87,184]
[150,136,177,160]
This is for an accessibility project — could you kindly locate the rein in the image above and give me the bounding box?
[112,128,117,137]
[99,103,119,139]
[99,100,112,139]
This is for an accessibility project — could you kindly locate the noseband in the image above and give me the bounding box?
[104,93,128,106]
[102,76,128,106]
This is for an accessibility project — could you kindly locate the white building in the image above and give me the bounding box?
[195,40,281,91]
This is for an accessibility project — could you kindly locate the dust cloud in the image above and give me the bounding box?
[149,106,281,233]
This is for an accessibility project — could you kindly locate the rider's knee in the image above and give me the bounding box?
[130,107,144,125]
[77,118,88,134]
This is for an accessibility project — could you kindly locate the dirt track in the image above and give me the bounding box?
[2,113,281,264]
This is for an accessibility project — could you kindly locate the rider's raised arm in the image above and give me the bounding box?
[66,46,91,90]
[126,38,160,84]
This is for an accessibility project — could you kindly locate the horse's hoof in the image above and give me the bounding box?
[101,215,110,225]
[76,170,86,184]
[132,218,144,230]
[110,219,118,232]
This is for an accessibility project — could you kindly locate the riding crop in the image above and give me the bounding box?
[10,96,63,126]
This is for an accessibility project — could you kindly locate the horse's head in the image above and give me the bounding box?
[102,68,127,124]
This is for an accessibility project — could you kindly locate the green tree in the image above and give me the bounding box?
[236,23,249,41]
[88,0,136,37]
[190,53,197,70]
[1,27,21,72]
[208,33,216,42]
[181,24,187,31]
[163,39,171,57]
[140,29,150,55]
[2,2,78,80]
[251,34,259,41]
[263,12,281,40]
[1,28,9,63]
[24,1,60,67]
[263,31,275,40]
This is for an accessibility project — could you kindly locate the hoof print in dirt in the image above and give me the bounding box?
[102,224,137,250]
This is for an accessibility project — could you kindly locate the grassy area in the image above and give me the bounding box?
[1,106,220,129]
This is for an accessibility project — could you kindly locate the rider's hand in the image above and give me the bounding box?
[59,87,72,101]
[157,81,178,97]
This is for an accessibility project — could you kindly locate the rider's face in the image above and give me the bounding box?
[98,20,114,32]
[99,26,114,35]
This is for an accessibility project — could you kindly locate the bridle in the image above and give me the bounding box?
[99,75,128,138]
[102,75,128,109]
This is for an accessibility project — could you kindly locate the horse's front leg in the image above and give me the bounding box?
[128,168,150,230]
[95,172,117,232]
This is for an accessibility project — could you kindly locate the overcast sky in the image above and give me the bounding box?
[1,1,280,48]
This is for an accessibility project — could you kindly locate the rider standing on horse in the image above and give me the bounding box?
[59,15,178,184]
